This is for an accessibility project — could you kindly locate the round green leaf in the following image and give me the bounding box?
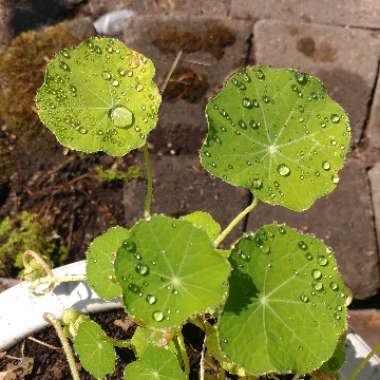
[74,320,116,379]
[218,224,348,375]
[123,345,186,380]
[200,66,351,211]
[36,37,161,156]
[86,226,129,300]
[182,211,221,241]
[114,215,230,328]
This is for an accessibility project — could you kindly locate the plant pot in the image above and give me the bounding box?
[0,261,379,379]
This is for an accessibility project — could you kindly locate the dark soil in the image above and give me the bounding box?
[0,309,300,380]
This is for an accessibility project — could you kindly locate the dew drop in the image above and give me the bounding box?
[136,84,144,92]
[238,120,247,129]
[112,79,120,87]
[278,225,286,234]
[300,294,309,303]
[252,178,263,189]
[332,174,340,184]
[123,240,136,252]
[322,161,331,171]
[317,255,329,266]
[110,106,134,128]
[102,71,112,80]
[146,294,157,305]
[295,71,308,85]
[298,241,308,251]
[329,281,339,291]
[250,120,259,129]
[59,61,69,71]
[242,97,253,109]
[312,281,324,291]
[277,164,291,177]
[152,311,164,322]
[118,68,126,76]
[331,114,341,123]
[261,245,270,254]
[255,69,265,80]
[312,269,322,280]
[135,263,149,276]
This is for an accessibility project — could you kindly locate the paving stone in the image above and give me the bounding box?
[349,309,380,349]
[246,158,380,299]
[253,20,380,144]
[120,15,251,155]
[123,154,249,246]
[80,0,230,18]
[231,0,380,29]
[367,75,380,149]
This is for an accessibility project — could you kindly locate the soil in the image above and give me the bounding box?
[0,309,300,380]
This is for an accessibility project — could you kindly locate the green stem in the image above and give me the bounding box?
[213,197,258,247]
[103,336,133,349]
[349,342,380,380]
[143,143,153,219]
[175,332,190,377]
[43,313,80,380]
[32,274,86,285]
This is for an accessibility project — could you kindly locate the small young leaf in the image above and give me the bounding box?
[123,345,187,380]
[200,66,351,211]
[86,226,129,300]
[73,320,116,379]
[131,326,177,358]
[218,224,348,375]
[182,211,221,241]
[114,215,230,328]
[36,37,161,156]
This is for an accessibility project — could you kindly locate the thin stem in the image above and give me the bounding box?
[32,274,86,286]
[43,313,80,380]
[103,336,133,349]
[175,332,190,377]
[199,336,206,380]
[349,341,380,380]
[213,197,259,247]
[143,143,153,219]
[160,50,183,95]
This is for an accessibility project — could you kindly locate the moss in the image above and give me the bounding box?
[0,211,67,273]
[94,165,143,183]
[0,19,93,134]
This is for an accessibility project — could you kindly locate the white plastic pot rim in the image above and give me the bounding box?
[0,260,379,380]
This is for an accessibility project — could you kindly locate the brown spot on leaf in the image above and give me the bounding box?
[297,36,336,62]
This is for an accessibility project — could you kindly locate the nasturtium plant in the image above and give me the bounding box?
[218,224,348,375]
[200,66,350,211]
[114,215,230,328]
[86,226,129,300]
[123,345,187,380]
[73,320,116,379]
[32,38,357,380]
[36,37,161,156]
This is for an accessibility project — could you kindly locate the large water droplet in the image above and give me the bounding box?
[329,281,339,291]
[242,97,253,109]
[312,281,324,291]
[110,106,134,128]
[277,164,291,176]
